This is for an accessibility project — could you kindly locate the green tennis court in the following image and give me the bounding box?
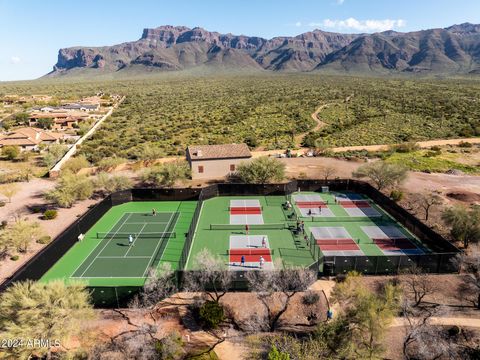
[71,211,179,279]
[41,201,197,287]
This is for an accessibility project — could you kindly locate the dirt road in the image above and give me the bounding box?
[0,178,99,283]
[331,137,480,153]
[391,316,480,328]
[279,156,480,195]
[252,137,480,158]
[294,94,354,147]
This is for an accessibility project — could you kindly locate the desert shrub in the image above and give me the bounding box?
[0,201,5,207]
[353,161,408,190]
[97,157,127,172]
[390,189,404,202]
[30,206,45,214]
[430,145,442,152]
[141,161,190,187]
[297,172,307,179]
[42,209,58,220]
[267,345,291,360]
[2,146,20,160]
[424,150,441,157]
[94,172,133,194]
[0,221,7,230]
[302,291,320,305]
[45,172,94,208]
[236,156,285,184]
[458,141,473,148]
[10,255,19,261]
[63,155,90,173]
[188,349,220,360]
[199,301,224,329]
[245,135,258,148]
[155,331,184,360]
[42,144,68,168]
[391,142,419,153]
[36,236,52,244]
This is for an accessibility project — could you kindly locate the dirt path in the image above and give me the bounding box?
[391,316,480,328]
[294,93,354,147]
[252,137,480,158]
[331,137,480,153]
[0,178,100,284]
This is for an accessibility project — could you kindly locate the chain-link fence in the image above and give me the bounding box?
[1,179,460,306]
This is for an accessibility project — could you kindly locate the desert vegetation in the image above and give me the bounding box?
[2,74,479,167]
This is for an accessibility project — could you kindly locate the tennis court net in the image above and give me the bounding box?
[316,238,359,245]
[227,248,274,255]
[210,223,287,230]
[96,232,176,239]
[229,205,263,211]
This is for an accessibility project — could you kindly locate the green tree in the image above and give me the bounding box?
[199,301,225,329]
[63,155,90,173]
[0,220,45,253]
[94,172,133,194]
[138,146,164,164]
[37,117,54,129]
[141,161,190,187]
[14,112,29,125]
[0,280,95,359]
[0,183,19,202]
[2,145,20,161]
[442,206,480,248]
[353,161,408,190]
[236,156,285,184]
[42,144,68,168]
[331,272,401,360]
[45,172,94,207]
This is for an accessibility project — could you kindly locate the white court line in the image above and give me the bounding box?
[126,222,170,225]
[69,212,131,278]
[325,227,333,239]
[124,223,147,257]
[141,211,177,277]
[123,211,175,214]
[97,256,151,259]
[78,213,133,278]
[70,276,149,279]
[184,202,204,268]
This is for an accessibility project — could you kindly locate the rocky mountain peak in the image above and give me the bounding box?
[48,23,480,77]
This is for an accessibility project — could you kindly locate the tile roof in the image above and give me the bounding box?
[187,143,251,161]
[0,127,66,147]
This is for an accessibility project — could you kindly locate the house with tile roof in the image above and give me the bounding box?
[186,143,252,180]
[29,112,88,130]
[0,128,66,151]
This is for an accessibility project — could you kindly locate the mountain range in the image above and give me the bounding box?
[48,23,480,77]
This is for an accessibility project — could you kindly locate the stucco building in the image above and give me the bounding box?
[186,143,252,180]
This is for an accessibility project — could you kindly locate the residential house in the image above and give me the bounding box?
[61,103,100,112]
[0,128,66,151]
[186,143,252,180]
[29,112,87,130]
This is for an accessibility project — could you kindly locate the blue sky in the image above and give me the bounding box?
[1,0,479,81]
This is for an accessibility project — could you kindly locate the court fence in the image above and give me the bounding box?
[0,179,460,307]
